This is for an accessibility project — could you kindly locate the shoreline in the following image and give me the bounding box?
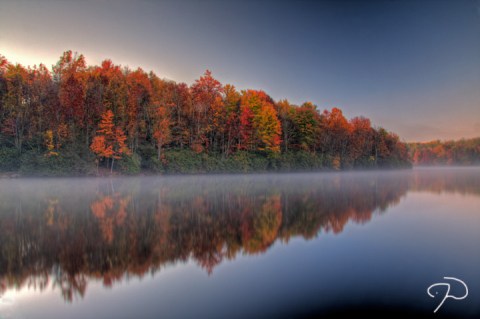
[0,166,416,179]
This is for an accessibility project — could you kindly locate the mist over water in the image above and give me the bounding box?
[0,168,479,318]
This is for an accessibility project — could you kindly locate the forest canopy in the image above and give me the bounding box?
[0,51,411,175]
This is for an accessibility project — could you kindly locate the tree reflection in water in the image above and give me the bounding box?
[0,169,479,301]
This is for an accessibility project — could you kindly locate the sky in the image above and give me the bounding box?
[1,0,479,142]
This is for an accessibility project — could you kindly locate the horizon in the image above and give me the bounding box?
[1,0,479,142]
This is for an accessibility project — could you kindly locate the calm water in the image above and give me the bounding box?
[0,168,479,318]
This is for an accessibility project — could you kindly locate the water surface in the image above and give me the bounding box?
[0,168,479,318]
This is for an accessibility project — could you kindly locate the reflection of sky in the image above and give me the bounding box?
[1,0,480,141]
[3,188,480,318]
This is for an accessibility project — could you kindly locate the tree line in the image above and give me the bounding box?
[409,137,480,166]
[0,51,411,175]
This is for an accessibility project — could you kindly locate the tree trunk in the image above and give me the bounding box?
[111,157,115,173]
[86,122,90,147]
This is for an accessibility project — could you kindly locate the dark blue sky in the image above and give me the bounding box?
[1,0,479,141]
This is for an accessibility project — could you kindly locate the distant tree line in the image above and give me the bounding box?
[0,51,410,175]
[409,138,480,166]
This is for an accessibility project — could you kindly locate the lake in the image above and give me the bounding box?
[0,168,479,318]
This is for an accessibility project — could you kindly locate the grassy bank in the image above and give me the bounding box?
[0,146,411,177]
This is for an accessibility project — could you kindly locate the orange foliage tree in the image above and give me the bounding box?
[90,110,130,172]
[222,84,241,155]
[190,70,224,152]
[320,107,352,168]
[152,105,171,160]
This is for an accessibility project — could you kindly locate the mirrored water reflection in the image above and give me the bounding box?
[0,168,479,318]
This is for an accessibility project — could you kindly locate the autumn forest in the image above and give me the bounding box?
[0,51,414,175]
